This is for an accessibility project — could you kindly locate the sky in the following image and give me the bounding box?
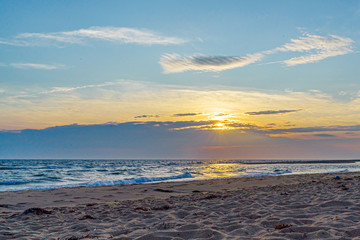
[1,0,360,159]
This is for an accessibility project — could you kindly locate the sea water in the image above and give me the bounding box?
[1,159,360,192]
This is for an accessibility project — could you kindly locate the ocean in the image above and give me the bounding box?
[1,159,360,192]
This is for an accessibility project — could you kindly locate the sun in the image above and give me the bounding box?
[208,112,233,130]
[212,121,226,130]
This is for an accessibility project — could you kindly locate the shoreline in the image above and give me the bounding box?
[0,171,355,210]
[0,174,277,209]
[2,171,360,239]
[2,159,360,193]
[2,158,360,193]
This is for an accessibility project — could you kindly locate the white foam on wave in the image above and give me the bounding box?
[2,159,360,192]
[1,172,194,192]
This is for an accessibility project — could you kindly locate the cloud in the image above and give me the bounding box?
[9,63,65,70]
[134,115,159,119]
[266,125,360,134]
[265,127,360,140]
[0,26,187,46]
[0,121,263,158]
[270,34,354,66]
[173,113,200,117]
[245,109,301,115]
[199,145,256,150]
[2,79,360,131]
[160,53,264,73]
[2,121,360,159]
[43,81,122,94]
[160,33,353,73]
[313,134,337,137]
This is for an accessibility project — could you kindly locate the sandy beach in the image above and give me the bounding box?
[1,172,360,239]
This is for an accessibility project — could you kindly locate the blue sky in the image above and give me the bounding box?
[1,1,360,159]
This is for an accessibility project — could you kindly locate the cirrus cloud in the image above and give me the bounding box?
[245,109,301,115]
[0,26,187,47]
[160,33,354,73]
[10,63,65,70]
[0,62,65,70]
[134,115,160,119]
[173,113,200,117]
[160,53,264,73]
[272,34,354,66]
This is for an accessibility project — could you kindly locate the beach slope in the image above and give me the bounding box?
[1,172,360,239]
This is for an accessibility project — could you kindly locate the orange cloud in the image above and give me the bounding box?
[269,131,360,140]
[199,145,256,150]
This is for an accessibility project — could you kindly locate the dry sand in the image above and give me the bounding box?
[1,172,360,239]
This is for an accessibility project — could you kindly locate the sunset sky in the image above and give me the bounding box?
[1,1,360,159]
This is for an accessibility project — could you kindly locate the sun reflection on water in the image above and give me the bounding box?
[198,163,248,178]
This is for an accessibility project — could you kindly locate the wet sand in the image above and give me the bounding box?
[1,172,360,239]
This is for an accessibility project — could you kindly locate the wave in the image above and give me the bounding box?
[0,180,30,185]
[0,167,31,170]
[83,172,194,187]
[2,172,193,191]
[241,169,293,178]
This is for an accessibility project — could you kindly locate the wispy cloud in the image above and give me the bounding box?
[160,33,354,73]
[245,109,301,115]
[160,53,263,73]
[313,134,336,137]
[9,63,65,70]
[43,81,121,94]
[134,115,159,119]
[173,113,200,117]
[268,34,353,66]
[0,26,187,46]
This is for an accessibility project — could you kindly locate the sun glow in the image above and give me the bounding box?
[207,112,234,130]
[213,122,226,130]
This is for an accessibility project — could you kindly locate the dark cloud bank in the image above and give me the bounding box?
[246,109,301,115]
[1,121,360,159]
[0,122,214,158]
[173,113,200,117]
